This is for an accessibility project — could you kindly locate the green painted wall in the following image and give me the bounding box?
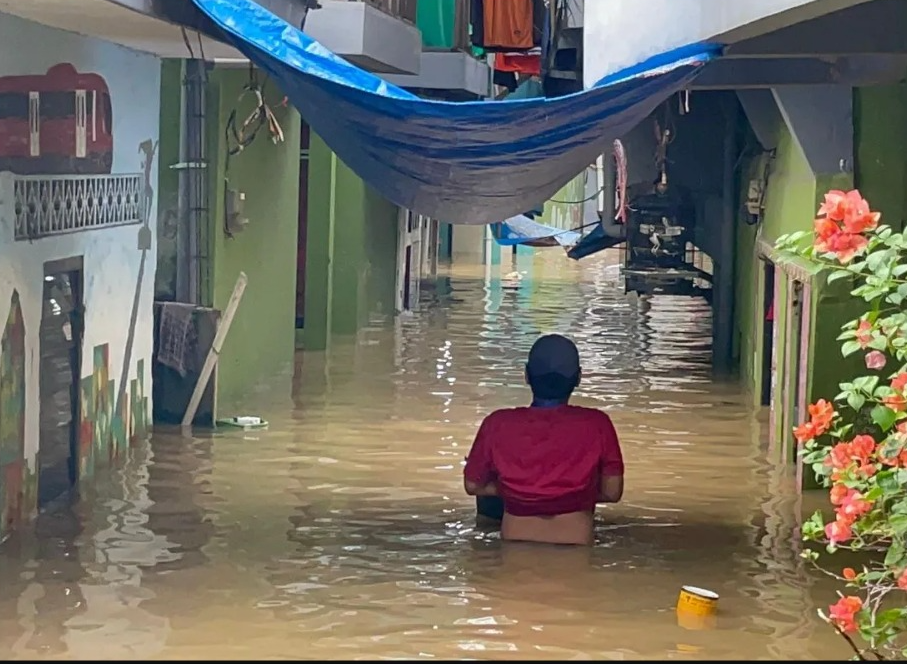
[854,85,907,233]
[206,68,301,408]
[540,172,586,232]
[732,94,907,487]
[735,124,816,395]
[303,133,399,351]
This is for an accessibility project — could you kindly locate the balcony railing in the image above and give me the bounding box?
[354,0,418,24]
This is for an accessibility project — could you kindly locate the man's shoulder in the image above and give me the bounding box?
[483,407,529,424]
[564,405,611,421]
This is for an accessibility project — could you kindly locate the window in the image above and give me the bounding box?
[39,92,76,119]
[101,93,112,134]
[0,92,28,119]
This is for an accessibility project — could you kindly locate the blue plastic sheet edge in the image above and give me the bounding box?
[191,0,722,225]
[492,216,581,248]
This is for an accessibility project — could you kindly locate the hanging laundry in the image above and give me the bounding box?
[470,0,485,49]
[482,0,534,51]
[533,0,547,48]
[495,53,541,77]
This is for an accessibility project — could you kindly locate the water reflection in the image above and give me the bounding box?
[1,250,849,659]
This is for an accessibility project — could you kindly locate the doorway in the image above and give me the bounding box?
[296,120,311,329]
[396,209,423,313]
[760,259,775,407]
[38,257,83,508]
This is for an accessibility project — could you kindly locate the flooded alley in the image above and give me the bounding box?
[0,251,847,660]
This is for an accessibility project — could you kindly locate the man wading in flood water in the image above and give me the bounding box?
[463,334,625,545]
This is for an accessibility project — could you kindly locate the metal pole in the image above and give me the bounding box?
[714,95,739,375]
[176,59,206,305]
[186,59,206,305]
[176,60,191,303]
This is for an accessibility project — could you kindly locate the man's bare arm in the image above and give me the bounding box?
[464,477,499,497]
[598,474,623,503]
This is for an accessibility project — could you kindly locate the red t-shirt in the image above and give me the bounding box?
[464,405,624,517]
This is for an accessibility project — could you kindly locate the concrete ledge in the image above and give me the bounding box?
[305,1,421,75]
[383,51,490,97]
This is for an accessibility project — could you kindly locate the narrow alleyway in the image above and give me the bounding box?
[0,250,846,660]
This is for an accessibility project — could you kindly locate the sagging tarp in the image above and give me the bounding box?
[492,215,581,248]
[191,0,719,225]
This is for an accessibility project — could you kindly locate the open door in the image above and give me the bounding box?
[760,259,775,407]
[38,258,83,508]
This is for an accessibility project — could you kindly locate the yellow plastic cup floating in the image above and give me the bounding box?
[676,585,719,631]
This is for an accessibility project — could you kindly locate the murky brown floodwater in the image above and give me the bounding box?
[1,250,850,660]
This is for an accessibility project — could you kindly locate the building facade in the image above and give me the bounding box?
[0,10,161,541]
[581,0,907,485]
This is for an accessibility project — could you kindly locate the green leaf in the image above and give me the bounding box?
[842,340,862,357]
[828,269,853,284]
[885,539,907,568]
[854,376,881,392]
[869,336,890,351]
[880,436,906,459]
[888,515,907,536]
[802,511,825,540]
[872,404,899,431]
[847,392,866,412]
[879,469,902,492]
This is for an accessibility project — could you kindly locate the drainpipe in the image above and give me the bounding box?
[176,59,207,304]
[713,95,739,375]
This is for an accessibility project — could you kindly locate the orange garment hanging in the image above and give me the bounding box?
[483,0,534,50]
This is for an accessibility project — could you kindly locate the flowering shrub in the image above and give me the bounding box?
[776,190,907,660]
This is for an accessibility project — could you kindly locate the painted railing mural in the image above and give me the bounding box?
[13,173,144,240]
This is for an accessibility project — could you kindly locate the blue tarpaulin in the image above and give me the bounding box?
[492,215,582,248]
[191,0,719,225]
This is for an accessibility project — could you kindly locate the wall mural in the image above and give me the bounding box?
[0,57,154,542]
[78,345,148,482]
[0,290,35,542]
[0,63,113,175]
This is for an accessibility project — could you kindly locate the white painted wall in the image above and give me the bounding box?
[0,12,160,467]
[583,0,855,86]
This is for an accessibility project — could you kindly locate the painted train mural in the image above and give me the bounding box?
[0,63,114,175]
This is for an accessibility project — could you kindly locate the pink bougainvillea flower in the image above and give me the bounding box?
[850,435,876,461]
[827,442,853,470]
[818,190,850,222]
[866,351,887,370]
[830,483,849,506]
[828,596,862,633]
[825,518,854,545]
[837,490,873,521]
[884,373,907,411]
[794,400,836,444]
[856,320,873,349]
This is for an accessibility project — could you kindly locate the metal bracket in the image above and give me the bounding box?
[170,161,208,171]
